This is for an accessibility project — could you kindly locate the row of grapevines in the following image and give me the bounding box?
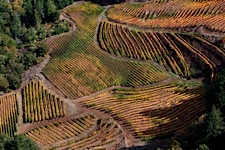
[81,82,207,138]
[52,118,124,150]
[42,2,169,99]
[98,21,188,76]
[25,114,97,149]
[0,93,18,137]
[21,80,66,123]
[107,1,225,32]
[98,21,225,79]
[135,1,224,19]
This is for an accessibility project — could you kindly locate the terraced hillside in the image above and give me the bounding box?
[98,20,225,80]
[1,1,225,149]
[25,114,125,150]
[107,0,225,33]
[81,81,207,138]
[43,2,169,99]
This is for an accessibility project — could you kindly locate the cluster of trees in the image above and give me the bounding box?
[0,134,39,150]
[167,70,225,150]
[22,0,59,27]
[0,0,74,92]
[53,0,74,9]
[0,33,23,90]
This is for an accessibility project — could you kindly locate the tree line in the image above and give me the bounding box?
[0,134,39,150]
[0,0,74,93]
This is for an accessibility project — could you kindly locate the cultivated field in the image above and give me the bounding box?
[107,0,225,32]
[81,81,207,138]
[1,0,225,149]
[0,92,18,137]
[43,3,169,99]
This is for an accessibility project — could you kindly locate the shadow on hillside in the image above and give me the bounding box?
[141,93,205,136]
[119,88,207,149]
[120,136,171,150]
[86,0,125,5]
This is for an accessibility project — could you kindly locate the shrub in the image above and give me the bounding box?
[36,42,49,57]
[0,74,9,91]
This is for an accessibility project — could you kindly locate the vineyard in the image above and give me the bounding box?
[21,80,66,123]
[0,0,225,149]
[42,2,169,99]
[107,0,225,33]
[81,81,207,138]
[25,114,124,150]
[98,20,225,79]
[0,93,19,137]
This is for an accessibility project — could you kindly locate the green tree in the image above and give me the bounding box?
[205,106,225,139]
[22,52,37,69]
[6,68,23,89]
[0,134,10,150]
[22,0,34,26]
[0,33,16,49]
[0,65,6,73]
[34,9,42,28]
[36,42,49,57]
[5,135,39,150]
[22,27,36,44]
[36,0,44,19]
[53,0,73,9]
[0,14,5,30]
[0,55,7,66]
[0,74,9,91]
[211,69,225,109]
[167,138,182,150]
[196,144,209,150]
[6,74,20,89]
[44,0,59,22]
[10,13,21,38]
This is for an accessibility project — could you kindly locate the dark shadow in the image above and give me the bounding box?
[141,91,206,136]
[120,136,171,150]
[86,0,126,6]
